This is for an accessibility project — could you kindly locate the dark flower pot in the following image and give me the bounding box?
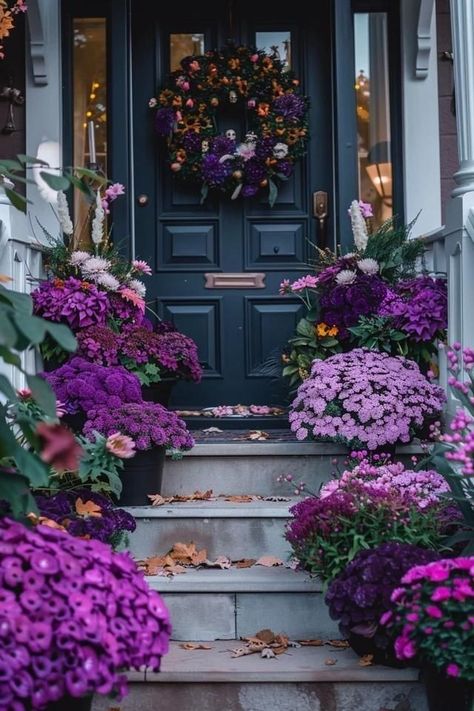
[28,696,93,711]
[119,446,166,506]
[62,412,87,434]
[142,378,178,406]
[422,665,473,711]
[347,632,404,667]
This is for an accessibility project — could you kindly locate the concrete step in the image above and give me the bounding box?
[91,641,427,711]
[163,441,423,495]
[125,500,296,560]
[145,566,337,641]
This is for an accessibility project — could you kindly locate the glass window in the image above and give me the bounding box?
[354,13,392,227]
[256,31,291,70]
[170,33,205,71]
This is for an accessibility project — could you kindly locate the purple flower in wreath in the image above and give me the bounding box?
[201,153,232,187]
[183,131,203,152]
[273,93,306,120]
[276,159,294,177]
[211,135,236,156]
[255,136,276,159]
[155,107,175,136]
[244,157,266,187]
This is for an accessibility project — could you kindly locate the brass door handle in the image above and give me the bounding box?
[313,190,329,248]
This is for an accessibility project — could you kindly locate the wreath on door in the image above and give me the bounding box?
[149,44,309,206]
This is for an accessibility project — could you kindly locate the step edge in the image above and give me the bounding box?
[169,443,425,457]
[126,505,293,519]
[138,669,421,683]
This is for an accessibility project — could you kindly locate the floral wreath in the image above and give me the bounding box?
[149,44,309,206]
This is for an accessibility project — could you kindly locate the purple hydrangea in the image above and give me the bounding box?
[201,153,232,187]
[155,107,175,136]
[43,357,142,415]
[289,349,446,449]
[183,131,202,152]
[379,276,447,342]
[0,517,171,709]
[211,135,236,156]
[35,490,136,544]
[273,93,306,120]
[32,278,110,331]
[76,326,120,366]
[84,402,195,452]
[325,542,439,651]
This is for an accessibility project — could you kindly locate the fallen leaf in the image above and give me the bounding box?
[262,496,291,502]
[179,642,212,651]
[287,640,301,648]
[174,490,214,502]
[204,555,232,569]
[75,498,102,517]
[176,410,202,417]
[255,556,283,568]
[299,639,325,647]
[255,629,276,645]
[247,430,270,441]
[202,427,224,434]
[233,558,256,569]
[284,559,300,570]
[261,648,276,659]
[231,646,254,658]
[325,658,337,666]
[358,654,374,667]
[224,494,255,503]
[148,494,172,506]
[327,639,350,649]
[169,542,208,565]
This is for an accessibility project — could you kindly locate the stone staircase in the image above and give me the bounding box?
[92,439,427,711]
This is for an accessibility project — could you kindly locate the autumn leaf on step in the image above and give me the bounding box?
[138,554,186,576]
[262,496,291,502]
[358,654,374,667]
[298,639,325,647]
[232,558,256,569]
[327,639,350,649]
[176,410,202,417]
[75,498,102,517]
[173,490,214,502]
[247,430,270,441]
[261,648,276,659]
[148,494,172,506]
[202,427,224,434]
[255,629,276,645]
[231,646,255,658]
[169,542,208,565]
[204,555,232,569]
[255,556,283,567]
[325,658,337,666]
[179,642,212,651]
[223,494,256,503]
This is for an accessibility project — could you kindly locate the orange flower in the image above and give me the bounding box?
[315,322,339,338]
[257,102,270,117]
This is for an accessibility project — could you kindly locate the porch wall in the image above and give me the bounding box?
[436,0,457,219]
[0,19,26,160]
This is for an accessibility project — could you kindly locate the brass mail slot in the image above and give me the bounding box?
[205,273,266,289]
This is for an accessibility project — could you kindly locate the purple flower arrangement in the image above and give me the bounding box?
[382,557,474,680]
[326,542,438,654]
[43,357,142,415]
[32,277,109,331]
[320,273,388,339]
[35,489,136,545]
[379,276,447,342]
[84,402,195,452]
[0,517,171,709]
[76,325,120,366]
[289,349,445,450]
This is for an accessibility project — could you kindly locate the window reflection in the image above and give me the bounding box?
[170,33,205,71]
[256,31,291,69]
[354,13,392,226]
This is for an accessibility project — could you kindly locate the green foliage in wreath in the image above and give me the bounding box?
[150,44,309,206]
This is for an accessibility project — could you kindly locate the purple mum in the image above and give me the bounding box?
[379,276,447,342]
[273,93,306,120]
[32,278,109,331]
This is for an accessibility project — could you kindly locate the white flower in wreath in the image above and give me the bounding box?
[236,142,256,161]
[245,131,258,145]
[273,142,289,159]
[335,269,357,286]
[357,258,379,275]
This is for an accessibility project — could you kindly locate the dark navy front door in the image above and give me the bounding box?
[132,0,332,407]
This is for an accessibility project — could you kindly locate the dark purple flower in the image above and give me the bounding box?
[201,153,232,187]
[379,276,447,342]
[76,326,120,366]
[211,135,236,156]
[183,131,202,152]
[273,93,306,120]
[320,275,388,338]
[155,107,175,136]
[32,278,109,331]
[276,159,293,177]
[243,158,266,186]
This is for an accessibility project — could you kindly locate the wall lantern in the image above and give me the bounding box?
[366,141,392,207]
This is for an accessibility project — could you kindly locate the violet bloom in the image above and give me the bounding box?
[380,276,447,342]
[155,107,175,136]
[0,517,171,709]
[32,278,110,331]
[202,154,232,187]
[273,93,306,120]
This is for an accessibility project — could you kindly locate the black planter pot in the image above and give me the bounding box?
[28,696,93,711]
[347,632,404,668]
[422,665,473,711]
[142,378,178,407]
[118,446,166,506]
[62,412,87,434]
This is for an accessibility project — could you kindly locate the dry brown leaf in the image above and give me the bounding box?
[261,648,276,659]
[75,498,102,517]
[298,639,325,647]
[233,558,256,569]
[327,639,350,649]
[174,490,214,502]
[255,556,283,568]
[204,555,232,569]
[169,541,209,566]
[148,494,172,506]
[325,658,337,666]
[202,427,224,433]
[358,654,374,667]
[231,646,254,658]
[273,633,289,648]
[247,430,270,441]
[224,494,255,503]
[179,642,212,651]
[255,629,276,644]
[176,410,202,417]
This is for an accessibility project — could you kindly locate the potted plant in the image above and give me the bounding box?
[285,458,457,583]
[0,516,171,711]
[289,348,445,451]
[325,541,439,663]
[383,557,474,710]
[83,402,195,504]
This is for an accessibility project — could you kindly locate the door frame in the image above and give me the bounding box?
[61,0,404,255]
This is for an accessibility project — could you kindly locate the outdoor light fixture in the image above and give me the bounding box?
[366,141,392,207]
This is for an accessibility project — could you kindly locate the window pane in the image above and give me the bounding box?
[170,33,205,71]
[256,31,291,70]
[354,13,392,227]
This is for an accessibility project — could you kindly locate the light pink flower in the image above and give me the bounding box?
[236,143,256,161]
[17,388,32,400]
[106,432,136,459]
[132,260,152,275]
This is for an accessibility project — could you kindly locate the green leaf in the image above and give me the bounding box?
[14,447,50,487]
[45,322,77,351]
[4,188,27,213]
[0,374,17,402]
[26,374,56,417]
[13,313,47,344]
[0,159,23,171]
[306,308,319,322]
[0,471,38,519]
[17,154,50,166]
[200,183,209,204]
[0,313,18,347]
[0,286,33,313]
[75,167,107,183]
[268,179,278,208]
[39,172,71,191]
[0,344,21,367]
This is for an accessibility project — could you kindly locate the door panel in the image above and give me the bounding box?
[132,0,332,406]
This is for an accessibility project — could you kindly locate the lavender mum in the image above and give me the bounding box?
[289,349,446,449]
[0,517,171,709]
